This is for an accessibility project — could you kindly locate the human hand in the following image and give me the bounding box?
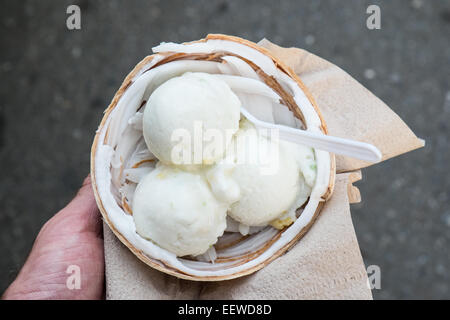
[2,175,104,300]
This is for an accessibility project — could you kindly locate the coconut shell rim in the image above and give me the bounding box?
[90,33,336,281]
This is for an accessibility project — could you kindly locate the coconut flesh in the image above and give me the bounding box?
[93,37,331,277]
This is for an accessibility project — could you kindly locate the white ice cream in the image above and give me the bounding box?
[135,72,318,256]
[209,120,317,227]
[133,164,227,256]
[142,72,241,168]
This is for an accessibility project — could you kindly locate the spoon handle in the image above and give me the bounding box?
[241,107,382,163]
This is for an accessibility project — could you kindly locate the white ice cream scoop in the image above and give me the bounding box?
[220,121,308,227]
[132,164,227,256]
[142,72,241,168]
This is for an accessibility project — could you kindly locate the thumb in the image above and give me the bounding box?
[40,175,103,237]
[64,174,102,235]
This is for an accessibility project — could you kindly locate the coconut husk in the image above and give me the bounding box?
[91,34,335,280]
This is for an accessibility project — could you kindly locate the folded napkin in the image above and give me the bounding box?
[103,39,423,300]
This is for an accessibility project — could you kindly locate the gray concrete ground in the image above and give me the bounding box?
[0,0,449,299]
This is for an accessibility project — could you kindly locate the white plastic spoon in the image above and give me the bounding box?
[240,107,382,163]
